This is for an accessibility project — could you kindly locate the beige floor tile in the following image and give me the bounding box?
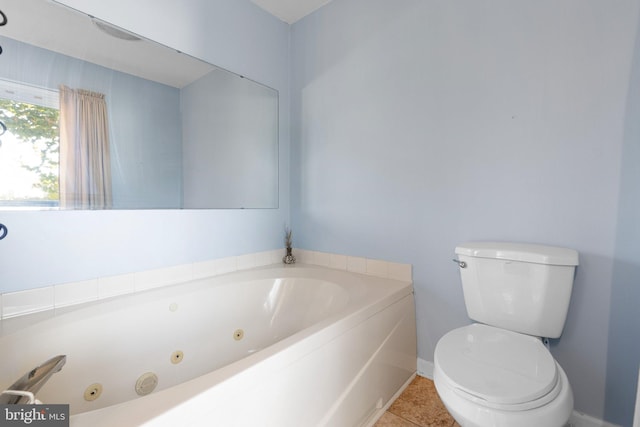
[387,376,456,427]
[373,411,421,426]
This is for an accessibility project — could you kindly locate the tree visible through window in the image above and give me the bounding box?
[0,97,60,206]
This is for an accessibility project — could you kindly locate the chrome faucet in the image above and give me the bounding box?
[0,355,67,404]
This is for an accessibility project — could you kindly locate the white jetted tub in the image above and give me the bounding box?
[0,265,416,426]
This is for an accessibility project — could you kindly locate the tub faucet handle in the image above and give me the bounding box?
[452,258,466,268]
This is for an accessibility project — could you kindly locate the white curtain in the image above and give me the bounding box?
[59,85,112,209]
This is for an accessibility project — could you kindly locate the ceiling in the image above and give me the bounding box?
[251,0,334,24]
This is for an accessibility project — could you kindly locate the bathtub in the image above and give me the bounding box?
[0,264,416,426]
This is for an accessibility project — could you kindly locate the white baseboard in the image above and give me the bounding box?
[416,358,620,427]
[634,367,640,427]
[568,412,621,427]
[417,357,434,379]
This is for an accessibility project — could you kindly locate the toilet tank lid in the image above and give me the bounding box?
[455,242,579,266]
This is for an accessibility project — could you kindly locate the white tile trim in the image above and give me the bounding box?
[346,256,367,274]
[569,412,622,427]
[134,263,193,292]
[365,258,388,277]
[294,249,412,283]
[329,253,348,270]
[2,286,54,318]
[97,273,135,299]
[1,248,412,320]
[54,279,98,308]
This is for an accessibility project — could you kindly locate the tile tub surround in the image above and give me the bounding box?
[0,248,412,320]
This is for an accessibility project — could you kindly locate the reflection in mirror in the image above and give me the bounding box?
[0,0,278,209]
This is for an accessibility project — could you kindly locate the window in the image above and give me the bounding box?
[0,79,59,208]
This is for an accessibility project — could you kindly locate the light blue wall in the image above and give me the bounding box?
[605,4,640,425]
[290,0,639,422]
[0,0,290,292]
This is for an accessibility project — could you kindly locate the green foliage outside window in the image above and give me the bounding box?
[0,98,60,200]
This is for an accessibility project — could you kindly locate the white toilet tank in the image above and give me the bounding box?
[455,242,579,338]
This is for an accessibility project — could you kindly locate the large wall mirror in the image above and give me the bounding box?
[0,0,278,209]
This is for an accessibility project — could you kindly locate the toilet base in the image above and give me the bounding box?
[434,362,573,427]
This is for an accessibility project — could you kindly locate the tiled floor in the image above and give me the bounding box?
[374,376,461,427]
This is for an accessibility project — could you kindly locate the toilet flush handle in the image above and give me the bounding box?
[452,259,467,268]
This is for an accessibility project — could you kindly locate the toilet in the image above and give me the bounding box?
[434,242,579,427]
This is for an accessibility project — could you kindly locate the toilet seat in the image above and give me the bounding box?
[434,324,560,411]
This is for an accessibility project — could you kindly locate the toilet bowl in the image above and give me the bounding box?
[434,324,573,427]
